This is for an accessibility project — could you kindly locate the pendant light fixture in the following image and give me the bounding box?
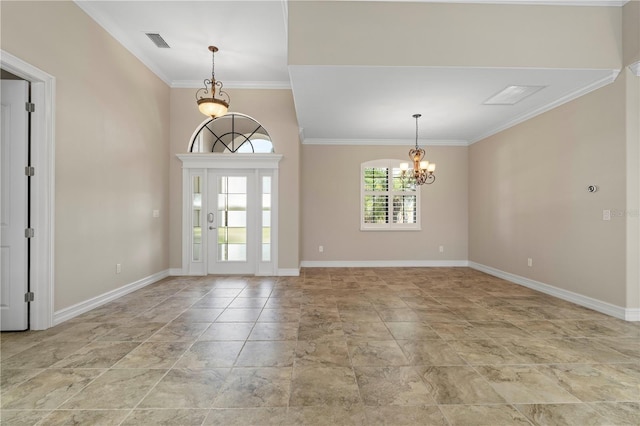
[400,114,436,185]
[196,45,230,119]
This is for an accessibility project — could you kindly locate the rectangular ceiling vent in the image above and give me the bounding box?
[145,33,170,48]
[483,85,545,105]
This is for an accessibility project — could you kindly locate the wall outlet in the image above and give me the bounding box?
[527,258,532,267]
[318,245,324,253]
[602,209,611,221]
[153,209,160,218]
[116,263,122,274]
[439,245,444,253]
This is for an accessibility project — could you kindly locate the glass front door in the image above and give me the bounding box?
[208,172,256,274]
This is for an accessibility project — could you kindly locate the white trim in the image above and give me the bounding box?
[278,268,301,276]
[301,260,469,268]
[470,69,620,144]
[629,62,640,77]
[1,50,56,330]
[303,138,468,147]
[468,262,637,321]
[171,80,291,90]
[177,153,283,169]
[53,269,170,325]
[626,309,640,321]
[394,0,629,6]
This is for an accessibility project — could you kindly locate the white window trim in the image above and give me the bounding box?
[360,159,421,231]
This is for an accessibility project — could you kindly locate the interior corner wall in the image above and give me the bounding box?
[469,77,627,307]
[625,68,640,310]
[168,88,300,272]
[623,0,640,66]
[0,1,171,310]
[301,144,468,263]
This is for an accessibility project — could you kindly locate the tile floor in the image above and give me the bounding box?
[1,267,639,425]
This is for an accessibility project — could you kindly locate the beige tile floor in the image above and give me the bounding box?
[1,267,639,425]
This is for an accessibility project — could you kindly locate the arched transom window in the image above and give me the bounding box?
[189,113,274,153]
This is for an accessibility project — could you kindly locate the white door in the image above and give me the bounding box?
[207,171,257,275]
[1,80,29,331]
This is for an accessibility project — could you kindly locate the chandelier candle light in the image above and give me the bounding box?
[196,45,230,119]
[400,113,436,185]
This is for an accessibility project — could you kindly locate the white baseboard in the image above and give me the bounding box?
[468,262,636,321]
[300,260,469,268]
[53,269,170,325]
[625,309,640,321]
[277,268,300,276]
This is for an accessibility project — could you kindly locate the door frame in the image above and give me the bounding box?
[1,50,55,330]
[178,153,282,276]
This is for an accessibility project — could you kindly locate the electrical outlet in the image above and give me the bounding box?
[439,245,444,253]
[116,263,122,274]
[527,258,532,267]
[153,209,160,218]
[603,209,611,221]
[319,245,324,253]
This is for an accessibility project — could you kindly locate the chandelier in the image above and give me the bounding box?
[196,46,230,119]
[400,114,436,185]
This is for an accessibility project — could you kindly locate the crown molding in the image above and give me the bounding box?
[301,138,469,147]
[397,0,628,6]
[469,68,620,144]
[171,80,291,90]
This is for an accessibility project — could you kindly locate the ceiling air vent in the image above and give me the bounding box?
[483,85,545,105]
[145,33,170,48]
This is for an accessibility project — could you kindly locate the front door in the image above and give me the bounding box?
[1,80,29,331]
[207,171,256,274]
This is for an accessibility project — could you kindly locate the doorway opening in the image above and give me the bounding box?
[1,51,55,330]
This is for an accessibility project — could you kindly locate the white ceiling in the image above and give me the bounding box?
[75,0,626,145]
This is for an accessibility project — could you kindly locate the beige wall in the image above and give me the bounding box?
[469,76,628,306]
[169,88,300,271]
[301,145,468,262]
[623,0,640,66]
[289,1,622,69]
[1,1,170,310]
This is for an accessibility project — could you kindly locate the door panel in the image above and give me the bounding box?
[208,172,255,274]
[1,80,29,331]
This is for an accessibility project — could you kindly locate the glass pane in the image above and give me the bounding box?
[192,176,202,262]
[227,211,246,227]
[363,195,389,224]
[393,195,417,224]
[225,244,246,261]
[227,176,246,193]
[228,194,247,211]
[363,167,388,191]
[263,176,272,194]
[218,175,248,263]
[262,176,271,262]
[392,167,416,192]
[262,194,271,210]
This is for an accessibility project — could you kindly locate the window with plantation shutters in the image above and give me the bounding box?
[361,159,420,230]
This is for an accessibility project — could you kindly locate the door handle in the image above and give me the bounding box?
[208,212,215,230]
